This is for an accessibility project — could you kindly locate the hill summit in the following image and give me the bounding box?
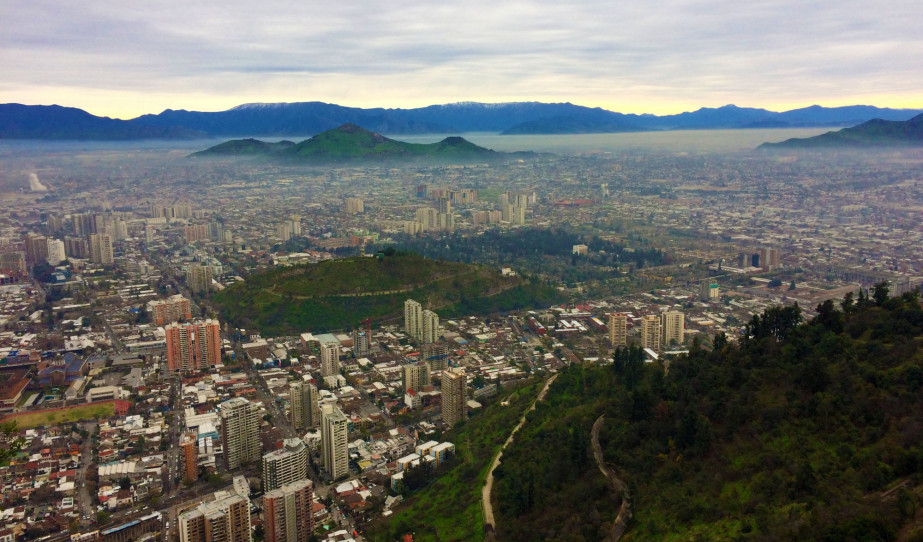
[190,123,500,164]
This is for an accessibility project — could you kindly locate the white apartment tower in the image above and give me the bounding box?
[609,312,628,348]
[320,343,340,377]
[422,309,440,344]
[262,438,309,492]
[290,381,319,430]
[321,404,349,479]
[662,311,685,347]
[441,367,467,428]
[220,397,262,470]
[640,315,662,352]
[404,299,423,340]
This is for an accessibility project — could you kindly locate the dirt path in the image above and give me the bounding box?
[482,373,559,536]
[591,415,633,541]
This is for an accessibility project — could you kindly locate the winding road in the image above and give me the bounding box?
[591,415,633,541]
[482,373,559,534]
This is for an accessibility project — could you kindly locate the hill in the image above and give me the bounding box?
[759,113,923,149]
[191,124,499,163]
[210,251,564,336]
[477,289,923,541]
[4,101,923,139]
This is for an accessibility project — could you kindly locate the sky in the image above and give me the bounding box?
[2,0,921,120]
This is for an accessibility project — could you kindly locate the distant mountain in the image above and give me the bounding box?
[190,123,499,163]
[3,101,923,140]
[758,113,923,149]
[0,103,202,140]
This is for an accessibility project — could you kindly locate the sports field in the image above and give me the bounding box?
[2,402,115,429]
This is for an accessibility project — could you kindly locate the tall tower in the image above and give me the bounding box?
[422,310,439,344]
[662,311,685,347]
[263,479,315,542]
[401,362,431,393]
[87,233,113,265]
[180,432,198,482]
[320,343,340,377]
[262,438,309,492]
[404,299,422,340]
[290,381,319,430]
[220,398,262,471]
[441,367,467,428]
[321,405,349,479]
[640,315,662,352]
[165,319,221,373]
[609,312,628,348]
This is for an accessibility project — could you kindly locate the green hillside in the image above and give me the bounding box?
[188,137,294,156]
[759,113,923,149]
[191,123,498,163]
[480,289,923,541]
[366,380,545,542]
[211,251,563,336]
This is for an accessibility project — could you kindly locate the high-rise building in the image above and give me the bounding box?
[185,224,210,243]
[404,299,422,340]
[352,329,370,357]
[321,404,348,479]
[186,265,214,293]
[320,343,340,377]
[414,207,437,231]
[72,213,97,236]
[759,247,781,272]
[290,381,319,430]
[700,282,720,301]
[178,479,251,542]
[64,236,88,259]
[640,315,662,352]
[220,398,262,471]
[180,432,198,481]
[87,233,113,265]
[24,233,48,265]
[288,216,301,237]
[46,239,65,266]
[262,438,309,492]
[345,198,365,214]
[165,319,221,373]
[609,312,628,348]
[148,294,193,325]
[401,362,430,393]
[441,367,467,428]
[276,223,292,242]
[263,478,315,542]
[662,311,685,347]
[422,309,440,344]
[0,251,26,276]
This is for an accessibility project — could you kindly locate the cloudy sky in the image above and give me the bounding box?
[2,0,920,119]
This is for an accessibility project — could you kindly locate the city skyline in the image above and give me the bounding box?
[3,0,921,119]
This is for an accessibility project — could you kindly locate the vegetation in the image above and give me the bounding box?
[760,112,923,149]
[487,288,923,541]
[365,380,544,541]
[375,227,664,287]
[192,123,498,163]
[212,251,564,336]
[2,402,115,429]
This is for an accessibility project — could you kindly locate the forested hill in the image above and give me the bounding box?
[491,287,923,541]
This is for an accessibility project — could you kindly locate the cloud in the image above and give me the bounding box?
[2,0,921,117]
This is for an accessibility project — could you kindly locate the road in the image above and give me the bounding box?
[76,422,98,526]
[481,373,558,532]
[591,415,632,542]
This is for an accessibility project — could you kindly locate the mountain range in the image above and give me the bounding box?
[2,101,922,140]
[190,123,501,164]
[758,113,923,149]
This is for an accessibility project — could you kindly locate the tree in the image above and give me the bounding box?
[0,420,26,464]
[872,281,890,306]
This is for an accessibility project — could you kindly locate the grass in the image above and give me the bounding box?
[4,402,115,429]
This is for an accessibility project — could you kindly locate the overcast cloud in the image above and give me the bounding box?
[1,0,920,118]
